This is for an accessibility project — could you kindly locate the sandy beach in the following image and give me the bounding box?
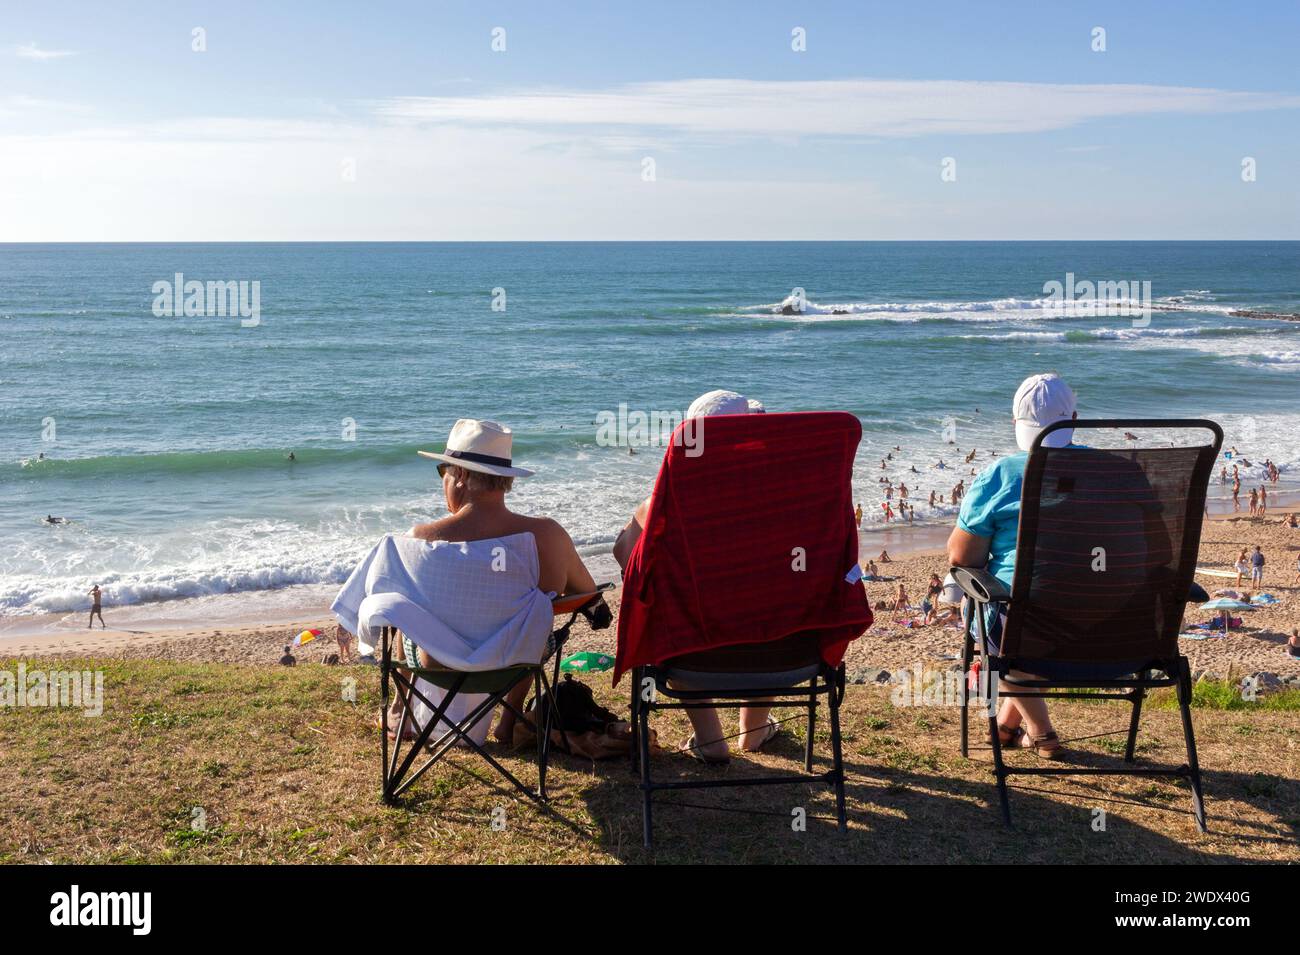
[6,512,1298,685]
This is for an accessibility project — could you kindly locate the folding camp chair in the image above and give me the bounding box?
[615,411,874,847]
[380,584,614,806]
[954,419,1222,832]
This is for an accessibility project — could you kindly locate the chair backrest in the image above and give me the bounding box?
[1000,419,1222,667]
[613,411,873,679]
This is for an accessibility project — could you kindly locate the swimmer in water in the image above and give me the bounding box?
[43,515,65,525]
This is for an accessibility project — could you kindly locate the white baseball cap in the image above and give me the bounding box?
[686,389,766,418]
[1012,373,1077,451]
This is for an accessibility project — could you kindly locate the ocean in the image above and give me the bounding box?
[3,241,1298,630]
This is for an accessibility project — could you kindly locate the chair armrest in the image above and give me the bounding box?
[950,566,1011,605]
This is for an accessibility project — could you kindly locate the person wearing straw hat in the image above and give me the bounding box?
[396,419,599,743]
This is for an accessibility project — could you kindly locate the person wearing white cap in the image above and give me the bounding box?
[612,390,772,763]
[946,373,1079,759]
[685,389,766,418]
[399,419,599,743]
[612,390,765,573]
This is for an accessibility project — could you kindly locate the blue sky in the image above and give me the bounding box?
[2,0,1298,239]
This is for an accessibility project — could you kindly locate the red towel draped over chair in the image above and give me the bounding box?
[613,411,873,681]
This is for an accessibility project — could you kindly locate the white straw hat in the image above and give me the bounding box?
[417,419,534,477]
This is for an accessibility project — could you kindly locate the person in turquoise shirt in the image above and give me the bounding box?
[948,373,1078,759]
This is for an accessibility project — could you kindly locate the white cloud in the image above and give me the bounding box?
[375,78,1300,139]
[1,75,1297,240]
[15,41,77,61]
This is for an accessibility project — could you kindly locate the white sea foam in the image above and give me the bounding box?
[5,429,1295,617]
[741,295,1247,323]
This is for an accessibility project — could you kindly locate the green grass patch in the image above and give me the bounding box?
[1151,679,1300,712]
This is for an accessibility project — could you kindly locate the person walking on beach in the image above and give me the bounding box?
[1248,487,1258,517]
[1234,549,1250,588]
[854,502,863,527]
[87,584,106,629]
[1293,554,1300,585]
[1258,485,1267,516]
[1232,469,1241,511]
[333,624,357,664]
[1250,546,1265,587]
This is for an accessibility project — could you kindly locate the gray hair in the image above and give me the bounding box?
[449,465,514,493]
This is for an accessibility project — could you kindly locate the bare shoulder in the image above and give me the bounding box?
[520,514,571,546]
[409,517,454,541]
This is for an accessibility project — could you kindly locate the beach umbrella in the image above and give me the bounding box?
[292,628,324,648]
[559,651,614,673]
[1199,598,1252,636]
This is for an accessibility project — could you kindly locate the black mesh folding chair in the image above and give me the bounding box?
[954,419,1222,832]
[630,634,851,849]
[379,584,613,806]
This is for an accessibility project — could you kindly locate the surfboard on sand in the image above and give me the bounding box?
[1195,567,1237,579]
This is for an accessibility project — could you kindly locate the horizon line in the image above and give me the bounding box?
[3,238,1299,245]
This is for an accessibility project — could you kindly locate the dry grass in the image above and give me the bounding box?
[1,657,1297,864]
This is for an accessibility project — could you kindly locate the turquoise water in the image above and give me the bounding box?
[2,241,1298,620]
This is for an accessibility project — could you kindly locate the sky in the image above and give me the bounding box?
[1,0,1298,240]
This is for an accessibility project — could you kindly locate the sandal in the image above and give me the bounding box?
[742,716,781,752]
[1021,730,1064,759]
[679,734,730,765]
[377,710,419,742]
[986,723,1024,748]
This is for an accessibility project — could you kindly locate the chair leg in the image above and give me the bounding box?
[638,672,654,849]
[1124,673,1147,763]
[959,627,973,757]
[988,708,1012,826]
[805,677,817,773]
[1177,660,1208,833]
[629,670,641,776]
[829,668,847,833]
[380,629,394,804]
[534,670,549,800]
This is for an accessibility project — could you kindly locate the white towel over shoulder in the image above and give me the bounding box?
[331,532,554,670]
